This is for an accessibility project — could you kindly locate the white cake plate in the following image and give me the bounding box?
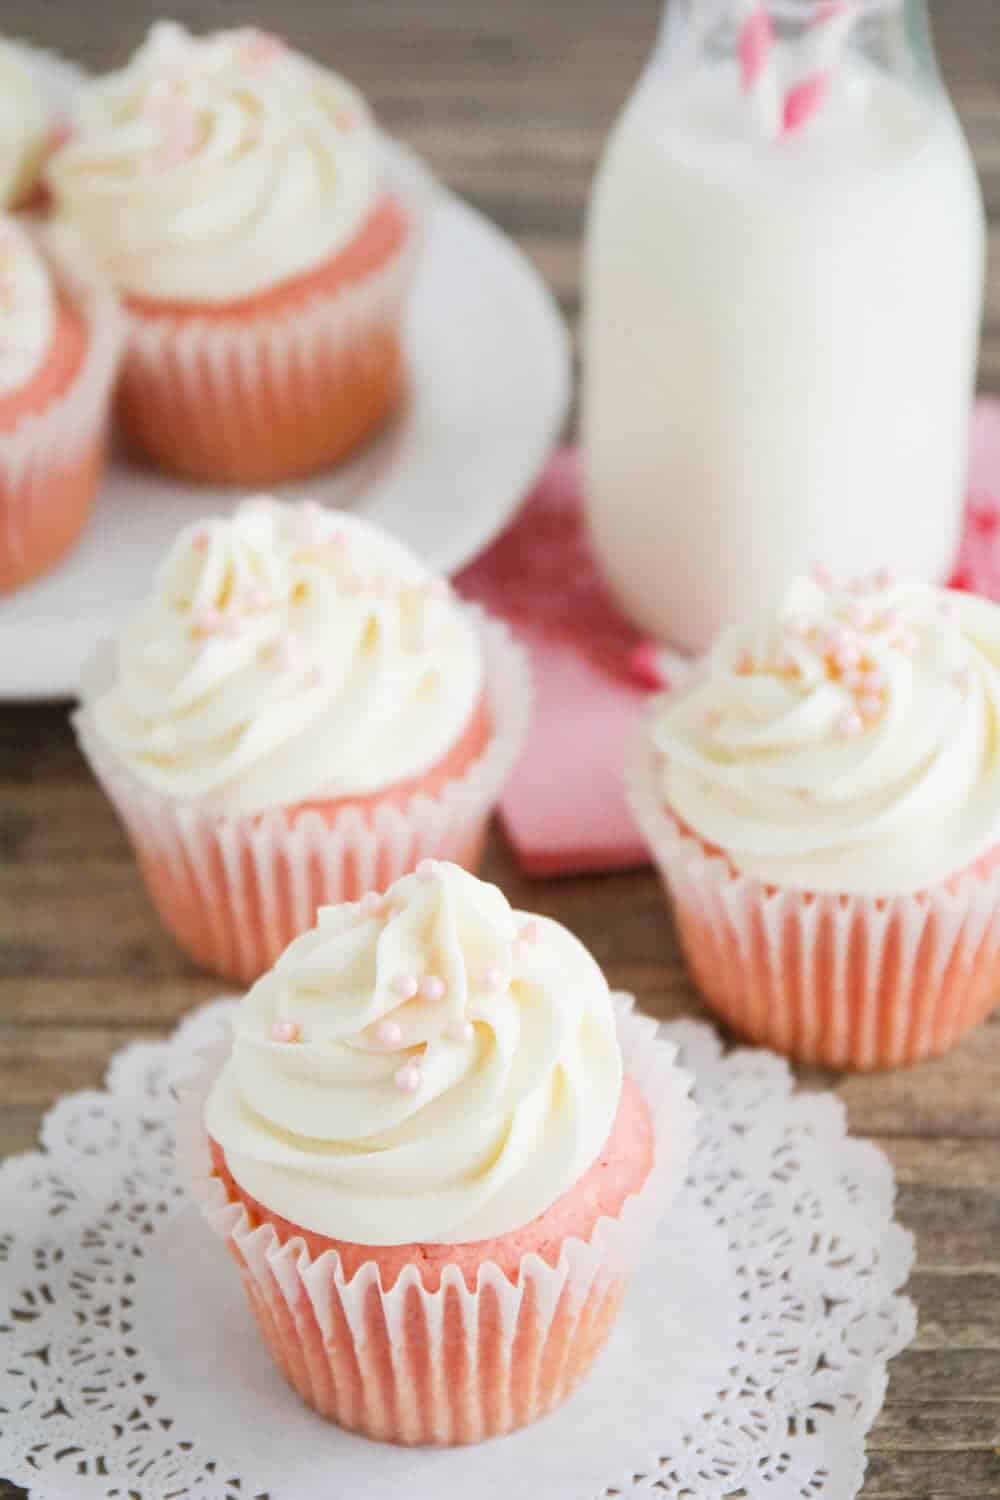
[0,176,570,700]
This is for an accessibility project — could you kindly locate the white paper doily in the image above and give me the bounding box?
[0,1000,916,1500]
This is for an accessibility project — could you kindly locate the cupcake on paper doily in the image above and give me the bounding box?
[628,568,1000,1069]
[48,20,430,485]
[73,497,531,983]
[0,215,121,591]
[189,860,696,1446]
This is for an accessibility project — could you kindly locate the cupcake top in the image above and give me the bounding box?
[0,217,56,398]
[649,570,1000,895]
[87,498,484,814]
[204,862,623,1245]
[0,40,49,209]
[47,20,377,302]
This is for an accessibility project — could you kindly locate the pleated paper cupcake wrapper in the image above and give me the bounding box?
[0,222,122,590]
[74,610,532,985]
[117,140,433,485]
[627,736,1000,1070]
[177,995,697,1446]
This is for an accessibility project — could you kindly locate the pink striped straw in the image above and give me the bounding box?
[782,1,860,137]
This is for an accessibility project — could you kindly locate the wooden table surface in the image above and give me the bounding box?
[2,2,999,1497]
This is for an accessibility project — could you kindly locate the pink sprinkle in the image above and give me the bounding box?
[376,1019,402,1047]
[270,1020,301,1044]
[734,649,755,676]
[419,975,446,1002]
[738,6,774,90]
[481,965,504,992]
[836,710,864,739]
[416,859,437,882]
[191,528,209,552]
[448,1020,475,1044]
[629,640,668,690]
[324,528,349,554]
[874,567,897,591]
[360,891,385,919]
[394,1062,421,1094]
[811,562,833,590]
[520,921,541,946]
[243,586,272,612]
[272,635,301,672]
[859,693,883,720]
[704,707,724,731]
[783,73,829,136]
[391,973,418,1000]
[192,606,221,635]
[242,28,286,64]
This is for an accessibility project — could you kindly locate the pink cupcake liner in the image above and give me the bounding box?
[117,142,432,485]
[74,610,532,984]
[0,223,122,586]
[627,735,1000,1069]
[177,996,696,1445]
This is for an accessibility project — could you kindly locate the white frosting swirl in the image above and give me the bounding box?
[48,21,377,302]
[0,41,49,208]
[87,498,484,813]
[0,218,55,399]
[650,573,1000,895]
[204,862,623,1244]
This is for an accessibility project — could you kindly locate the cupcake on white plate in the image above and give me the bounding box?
[628,569,1000,1069]
[74,497,531,984]
[48,20,430,485]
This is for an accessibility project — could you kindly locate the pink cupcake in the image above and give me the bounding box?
[0,217,120,591]
[628,570,1000,1069]
[47,22,429,485]
[181,862,695,1444]
[74,499,530,984]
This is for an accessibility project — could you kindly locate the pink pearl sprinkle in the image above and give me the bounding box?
[448,1019,475,1044]
[811,563,833,590]
[481,965,504,992]
[376,1019,402,1047]
[836,710,864,739]
[270,1020,301,1043]
[416,859,437,881]
[859,693,883,720]
[359,892,385,919]
[874,567,897,590]
[192,605,221,635]
[419,975,446,1002]
[243,586,272,612]
[734,650,754,676]
[394,1062,421,1094]
[391,973,418,1000]
[191,528,209,553]
[520,921,541,946]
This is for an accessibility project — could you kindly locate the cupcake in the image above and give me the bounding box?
[74,498,531,983]
[628,570,1000,1069]
[0,216,121,592]
[0,39,54,210]
[47,21,429,486]
[182,861,695,1444]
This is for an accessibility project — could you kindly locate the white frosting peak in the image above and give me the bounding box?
[651,573,1000,894]
[48,21,378,301]
[0,218,55,398]
[204,863,623,1244]
[87,499,484,812]
[0,41,49,208]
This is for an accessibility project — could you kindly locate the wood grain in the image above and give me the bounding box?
[2,2,1000,1497]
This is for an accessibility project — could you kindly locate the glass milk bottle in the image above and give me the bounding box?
[582,0,985,654]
